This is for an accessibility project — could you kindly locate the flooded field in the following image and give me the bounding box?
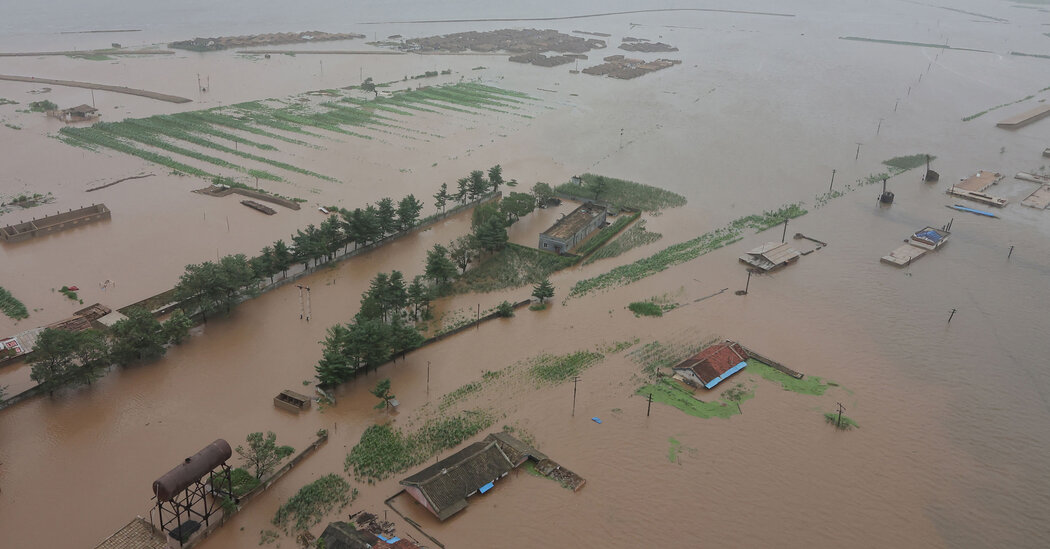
[2,1,1050,548]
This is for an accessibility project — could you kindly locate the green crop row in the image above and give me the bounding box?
[59,128,215,178]
[574,211,639,257]
[0,286,29,320]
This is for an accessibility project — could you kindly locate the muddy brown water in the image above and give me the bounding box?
[2,2,1050,548]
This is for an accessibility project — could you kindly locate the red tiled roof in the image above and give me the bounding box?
[672,342,748,385]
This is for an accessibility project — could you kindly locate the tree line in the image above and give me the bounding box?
[29,308,193,395]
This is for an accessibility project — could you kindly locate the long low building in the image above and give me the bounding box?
[538,202,606,254]
[739,241,801,271]
[0,203,111,243]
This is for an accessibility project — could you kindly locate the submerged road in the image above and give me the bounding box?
[0,74,192,103]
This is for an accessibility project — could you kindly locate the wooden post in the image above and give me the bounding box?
[744,270,752,294]
[829,169,836,192]
[836,402,845,428]
[1008,245,1014,259]
[647,393,653,417]
[855,142,862,161]
[947,308,956,324]
[782,218,788,243]
[571,376,580,416]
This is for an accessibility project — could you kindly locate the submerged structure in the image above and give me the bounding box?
[0,203,110,243]
[538,202,606,254]
[152,439,234,546]
[672,341,749,389]
[947,170,1007,207]
[738,242,801,272]
[881,226,951,267]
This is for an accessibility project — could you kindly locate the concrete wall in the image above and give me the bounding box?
[0,204,110,243]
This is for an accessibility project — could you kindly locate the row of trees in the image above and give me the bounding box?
[29,308,193,395]
[432,165,508,213]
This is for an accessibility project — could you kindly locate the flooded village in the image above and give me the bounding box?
[2,1,1050,548]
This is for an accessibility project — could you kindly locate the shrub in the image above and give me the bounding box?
[628,301,663,317]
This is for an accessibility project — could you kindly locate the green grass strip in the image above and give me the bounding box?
[59,128,215,178]
[181,111,314,145]
[636,378,745,419]
[0,286,29,320]
[747,359,830,395]
[575,211,639,257]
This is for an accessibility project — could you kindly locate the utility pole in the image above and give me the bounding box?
[647,392,653,417]
[743,270,752,295]
[836,402,845,429]
[894,98,899,112]
[829,169,836,192]
[476,303,480,330]
[427,361,431,396]
[877,118,884,135]
[1008,245,1014,259]
[947,308,956,324]
[781,218,789,243]
[619,128,624,149]
[855,142,862,161]
[571,376,580,416]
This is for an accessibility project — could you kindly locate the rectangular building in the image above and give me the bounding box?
[538,202,606,254]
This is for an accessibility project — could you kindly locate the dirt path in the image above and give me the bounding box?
[0,74,191,104]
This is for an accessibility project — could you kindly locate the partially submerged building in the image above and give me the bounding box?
[400,432,580,521]
[52,104,101,123]
[881,226,951,267]
[738,242,801,272]
[538,202,606,254]
[672,341,749,389]
[318,522,419,549]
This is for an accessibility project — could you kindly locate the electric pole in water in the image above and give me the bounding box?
[781,218,789,243]
[297,285,311,321]
[829,169,836,192]
[836,402,845,428]
[571,376,581,416]
[947,308,956,324]
[647,393,653,417]
[427,361,431,396]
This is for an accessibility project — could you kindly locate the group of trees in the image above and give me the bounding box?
[175,254,260,321]
[433,165,510,213]
[29,307,193,395]
[314,270,429,387]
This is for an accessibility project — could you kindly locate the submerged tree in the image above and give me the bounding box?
[370,378,396,410]
[532,277,555,304]
[236,431,295,480]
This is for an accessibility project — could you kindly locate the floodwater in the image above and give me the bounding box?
[2,1,1050,548]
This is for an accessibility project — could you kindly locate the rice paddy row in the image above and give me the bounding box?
[58,83,538,182]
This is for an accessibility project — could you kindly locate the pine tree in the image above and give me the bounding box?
[532,277,555,304]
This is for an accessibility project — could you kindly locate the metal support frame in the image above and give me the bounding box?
[155,462,233,546]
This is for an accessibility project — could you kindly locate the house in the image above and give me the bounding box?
[738,242,801,271]
[538,202,606,254]
[909,227,950,250]
[400,432,552,521]
[318,522,420,549]
[55,104,100,123]
[672,341,749,389]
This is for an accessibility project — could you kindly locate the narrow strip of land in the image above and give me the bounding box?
[59,29,141,34]
[237,49,405,55]
[364,8,795,24]
[0,75,192,104]
[0,50,173,57]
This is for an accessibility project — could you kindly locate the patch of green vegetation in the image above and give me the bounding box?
[628,339,707,377]
[824,412,859,430]
[637,378,741,419]
[453,243,576,294]
[0,98,17,106]
[271,473,356,533]
[529,302,547,311]
[584,219,662,264]
[555,174,686,211]
[575,211,640,257]
[668,437,681,463]
[68,53,114,61]
[882,154,935,172]
[570,203,805,298]
[28,100,57,112]
[628,301,663,317]
[345,410,493,482]
[0,287,29,320]
[58,286,78,301]
[441,381,482,409]
[599,337,640,354]
[527,350,604,384]
[4,123,21,130]
[747,359,829,395]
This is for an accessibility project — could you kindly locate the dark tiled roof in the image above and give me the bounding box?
[400,440,514,521]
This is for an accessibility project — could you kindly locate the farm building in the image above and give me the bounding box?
[53,104,100,123]
[738,242,801,271]
[672,341,749,389]
[538,202,606,254]
[318,522,420,549]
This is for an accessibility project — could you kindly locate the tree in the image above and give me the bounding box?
[496,301,515,317]
[448,234,480,274]
[375,197,397,235]
[471,201,502,230]
[475,217,508,253]
[319,216,344,260]
[272,240,294,278]
[361,77,377,98]
[589,175,608,201]
[425,244,458,286]
[388,316,424,357]
[236,431,294,480]
[358,205,383,246]
[370,379,396,410]
[455,177,470,204]
[468,170,488,200]
[71,329,110,386]
[109,307,167,366]
[406,275,432,320]
[174,261,224,321]
[396,194,424,231]
[216,254,259,312]
[163,309,194,345]
[433,183,450,213]
[293,225,324,269]
[488,165,504,192]
[316,324,356,387]
[252,246,276,284]
[532,182,555,207]
[532,277,555,304]
[500,192,536,222]
[29,328,80,395]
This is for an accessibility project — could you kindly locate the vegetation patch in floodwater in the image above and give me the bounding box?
[824,412,859,430]
[637,378,743,419]
[747,359,830,395]
[271,473,356,534]
[453,243,576,294]
[0,97,18,105]
[584,219,662,264]
[528,350,604,384]
[575,211,640,257]
[345,410,493,482]
[628,301,663,317]
[882,154,935,172]
[555,173,686,211]
[0,286,29,320]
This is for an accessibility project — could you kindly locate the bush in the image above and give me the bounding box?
[496,300,515,317]
[272,473,355,533]
[28,100,58,112]
[529,303,546,311]
[628,301,663,317]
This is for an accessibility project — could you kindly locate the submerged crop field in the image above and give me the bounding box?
[58,82,537,183]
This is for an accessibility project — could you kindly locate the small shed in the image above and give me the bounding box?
[274,390,312,412]
[909,227,950,250]
[739,242,801,271]
[672,341,749,389]
[538,202,606,254]
[56,104,101,123]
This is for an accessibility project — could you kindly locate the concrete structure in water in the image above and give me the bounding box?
[881,226,950,267]
[947,170,1007,207]
[50,104,100,123]
[996,104,1050,129]
[0,203,110,243]
[538,201,606,254]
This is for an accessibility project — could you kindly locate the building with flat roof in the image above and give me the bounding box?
[538,202,606,254]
